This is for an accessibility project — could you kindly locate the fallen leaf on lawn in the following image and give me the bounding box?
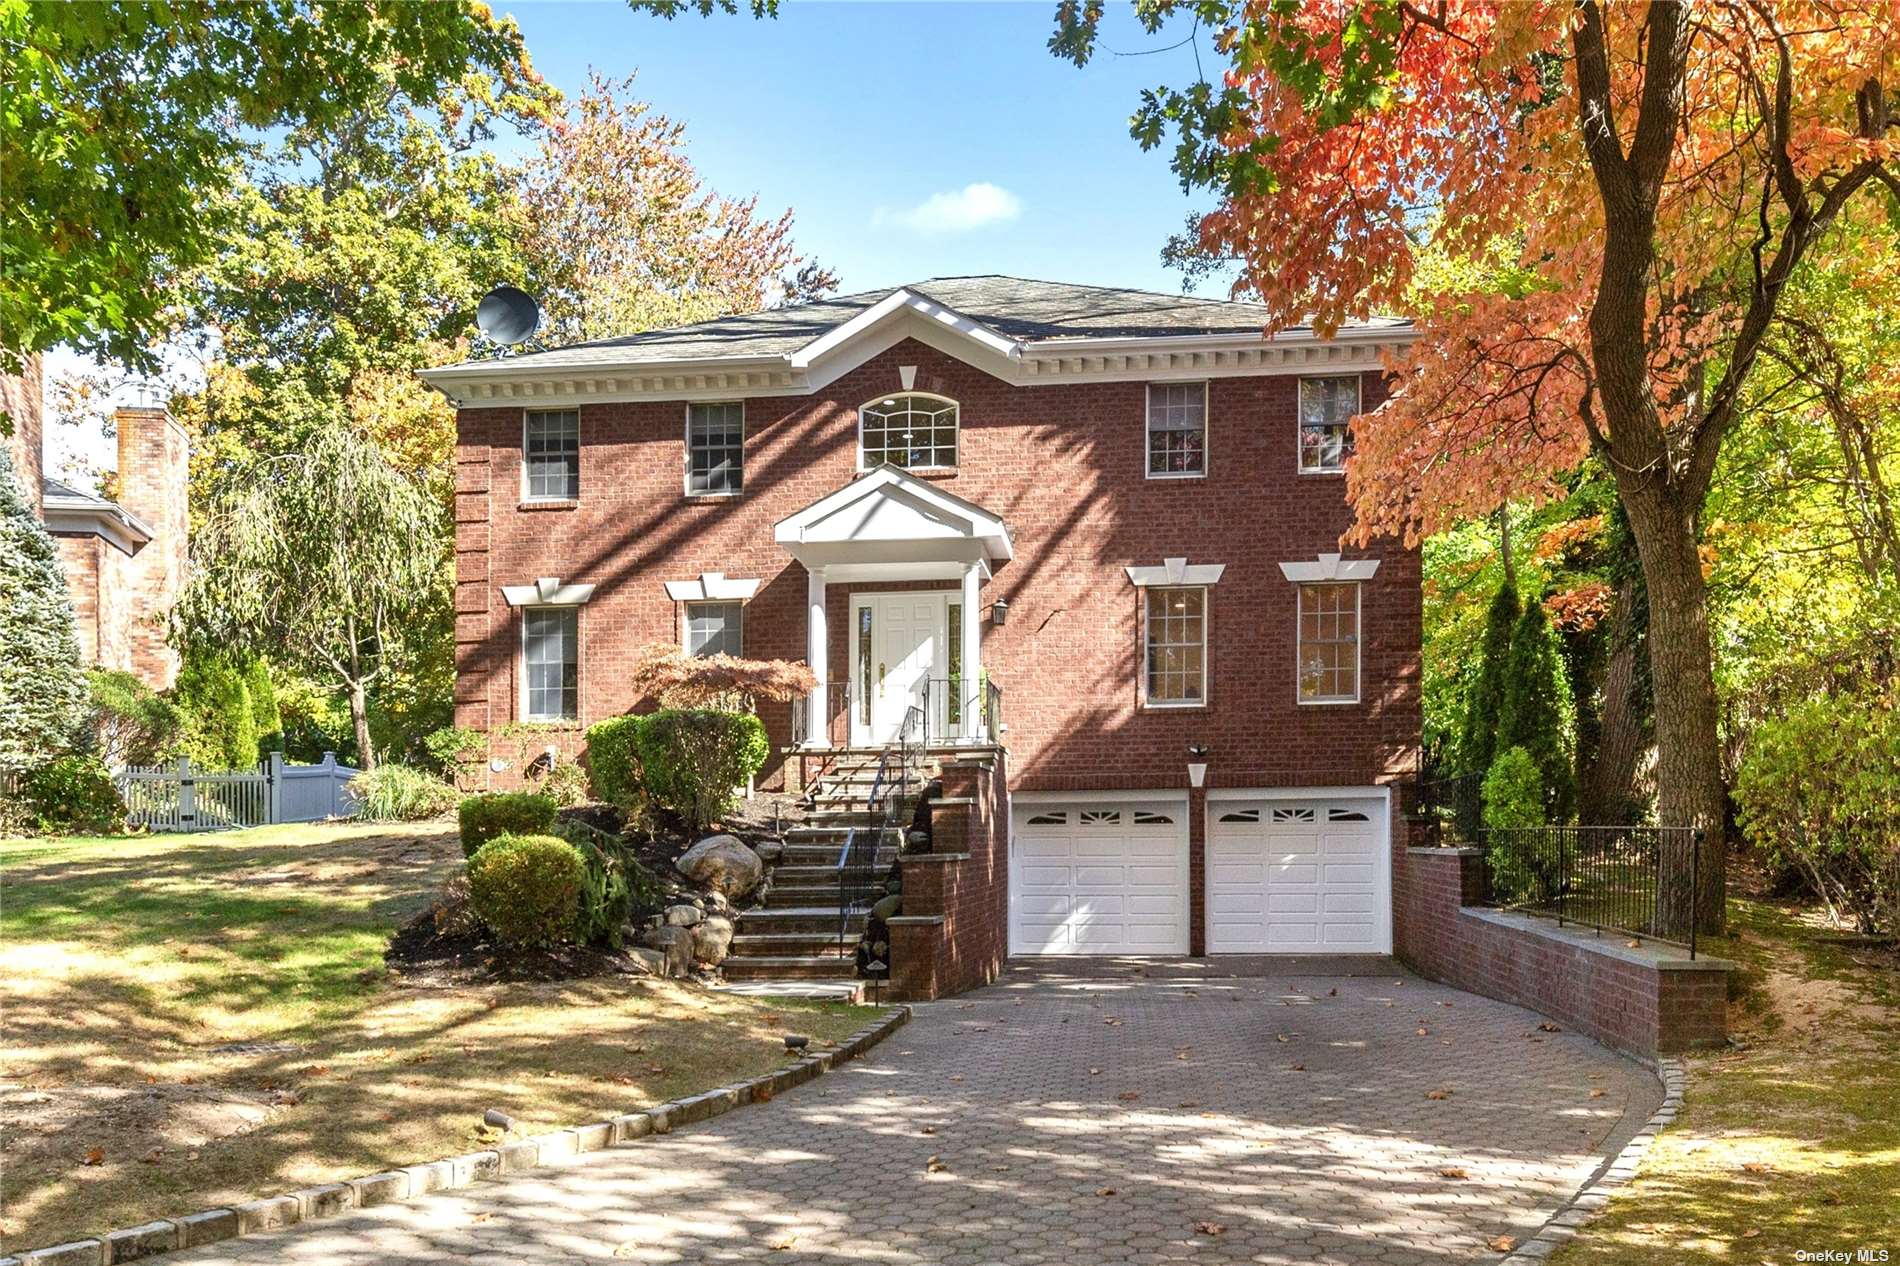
[1417,1028,1430,1036]
[1290,1063,1306,1071]
[612,1075,636,1086]
[83,1147,105,1166]
[1439,1167,1469,1180]
[300,1065,330,1077]
[1627,940,1642,948]
[920,1125,937,1135]
[645,1065,667,1075]
[768,1236,798,1252]
[1742,1162,1771,1174]
[1589,1088,1607,1098]
[759,1014,781,1027]
[271,1089,302,1106]
[948,1074,964,1083]
[1095,1186,1116,1197]
[1741,1229,1761,1239]
[376,1111,395,1123]
[1426,1088,1453,1100]
[141,1147,164,1164]
[1195,1222,1226,1236]
[1488,1235,1517,1252]
[1117,1090,1140,1101]
[471,1212,494,1224]
[1275,1034,1290,1042]
[1537,1022,1561,1033]
[754,1084,774,1102]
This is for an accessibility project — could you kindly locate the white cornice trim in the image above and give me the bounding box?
[1278,553,1381,583]
[663,572,762,602]
[1125,557,1227,587]
[501,576,597,607]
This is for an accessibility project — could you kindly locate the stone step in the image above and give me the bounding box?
[772,862,896,884]
[721,955,861,982]
[763,884,882,910]
[773,844,898,865]
[734,908,867,936]
[730,932,857,956]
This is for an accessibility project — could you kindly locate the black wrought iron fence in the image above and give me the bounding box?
[1482,825,1705,958]
[1407,772,1483,846]
[834,704,924,945]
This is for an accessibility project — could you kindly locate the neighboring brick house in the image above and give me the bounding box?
[4,360,187,690]
[423,276,1421,962]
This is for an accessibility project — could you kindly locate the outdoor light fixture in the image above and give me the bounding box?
[1187,744,1210,789]
[990,599,1009,626]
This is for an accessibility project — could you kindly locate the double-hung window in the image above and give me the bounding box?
[686,402,743,495]
[685,601,743,657]
[1297,582,1360,702]
[522,606,579,720]
[1298,376,1359,474]
[1144,586,1207,706]
[524,409,580,500]
[860,393,958,469]
[1147,382,1207,477]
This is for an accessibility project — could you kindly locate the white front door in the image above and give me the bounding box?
[850,593,947,746]
[1009,798,1190,955]
[1207,793,1391,953]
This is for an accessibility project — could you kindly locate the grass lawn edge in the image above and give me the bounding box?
[10,1004,911,1266]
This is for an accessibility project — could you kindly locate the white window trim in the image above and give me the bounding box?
[521,408,580,503]
[1126,557,1227,587]
[683,400,744,498]
[519,604,581,723]
[501,576,596,607]
[857,390,960,473]
[1140,584,1210,710]
[1145,380,1209,480]
[662,572,762,602]
[1296,581,1362,706]
[1297,374,1360,476]
[1278,553,1379,583]
[681,599,744,658]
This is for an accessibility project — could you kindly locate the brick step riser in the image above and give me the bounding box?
[771,863,896,884]
[761,887,880,910]
[721,958,862,982]
[734,913,867,936]
[730,935,858,956]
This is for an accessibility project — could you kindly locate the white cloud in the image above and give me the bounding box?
[878,182,1023,234]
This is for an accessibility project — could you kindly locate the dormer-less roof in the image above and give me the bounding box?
[420,275,1413,409]
[41,477,154,557]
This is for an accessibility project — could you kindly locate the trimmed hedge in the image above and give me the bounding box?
[632,709,768,832]
[18,754,127,834]
[465,833,586,948]
[458,791,556,858]
[582,715,641,810]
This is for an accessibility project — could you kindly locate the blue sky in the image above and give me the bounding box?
[507,0,1218,294]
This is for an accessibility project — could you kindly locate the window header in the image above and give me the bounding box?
[1126,556,1227,587]
[1278,553,1379,583]
[502,576,596,607]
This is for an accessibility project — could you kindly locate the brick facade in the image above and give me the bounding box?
[452,336,1421,799]
[2,356,44,518]
[113,407,188,688]
[1396,845,1730,1056]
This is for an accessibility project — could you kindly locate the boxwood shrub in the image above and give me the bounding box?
[582,715,641,810]
[458,791,556,858]
[465,833,586,948]
[632,709,768,832]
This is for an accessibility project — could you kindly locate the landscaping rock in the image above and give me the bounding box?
[754,839,784,863]
[627,947,668,976]
[675,835,764,899]
[663,903,705,927]
[639,925,694,976]
[871,894,903,921]
[692,915,735,965]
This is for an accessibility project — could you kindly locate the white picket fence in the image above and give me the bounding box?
[117,752,360,833]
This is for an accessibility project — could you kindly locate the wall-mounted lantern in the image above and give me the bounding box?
[990,599,1009,626]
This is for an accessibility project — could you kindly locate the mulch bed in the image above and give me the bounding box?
[383,909,652,987]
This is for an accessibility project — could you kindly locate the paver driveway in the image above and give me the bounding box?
[170,959,1659,1265]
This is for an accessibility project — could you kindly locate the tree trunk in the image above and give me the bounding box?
[1582,575,1649,822]
[349,680,377,772]
[1615,479,1726,936]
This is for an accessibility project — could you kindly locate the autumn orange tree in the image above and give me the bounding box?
[1056,0,1898,934]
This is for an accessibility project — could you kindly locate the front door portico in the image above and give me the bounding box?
[775,464,1013,748]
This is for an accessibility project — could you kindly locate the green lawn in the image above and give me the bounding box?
[0,822,877,1253]
[1552,897,1899,1264]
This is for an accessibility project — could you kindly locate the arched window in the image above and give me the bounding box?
[859,392,959,470]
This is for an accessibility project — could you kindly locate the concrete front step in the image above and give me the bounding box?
[771,862,897,884]
[763,884,881,910]
[721,955,861,981]
[731,932,858,956]
[734,908,867,936]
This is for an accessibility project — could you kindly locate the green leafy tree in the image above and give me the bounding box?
[1453,583,1519,838]
[0,447,86,766]
[245,658,283,757]
[1498,601,1575,822]
[171,652,260,771]
[174,425,443,770]
[0,0,538,403]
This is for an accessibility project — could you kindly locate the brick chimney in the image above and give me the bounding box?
[113,405,188,689]
[2,355,44,518]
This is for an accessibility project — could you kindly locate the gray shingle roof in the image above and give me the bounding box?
[442,275,1409,373]
[42,475,109,505]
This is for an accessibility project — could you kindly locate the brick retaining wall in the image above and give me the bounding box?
[887,753,1010,1000]
[1396,845,1729,1057]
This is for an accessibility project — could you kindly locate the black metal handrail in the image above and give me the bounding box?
[1481,825,1704,958]
[834,704,924,945]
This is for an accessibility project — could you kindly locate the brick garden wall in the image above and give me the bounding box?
[1396,845,1729,1057]
[888,754,1011,1000]
[452,337,1420,794]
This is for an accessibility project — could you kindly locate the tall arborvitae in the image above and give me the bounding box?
[1498,599,1577,821]
[0,448,87,767]
[1455,582,1521,838]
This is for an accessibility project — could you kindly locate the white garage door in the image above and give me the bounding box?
[1207,794,1390,953]
[1010,799,1190,955]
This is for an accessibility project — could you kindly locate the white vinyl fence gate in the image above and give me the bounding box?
[118,752,360,833]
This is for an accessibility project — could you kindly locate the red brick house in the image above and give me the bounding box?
[424,276,1421,964]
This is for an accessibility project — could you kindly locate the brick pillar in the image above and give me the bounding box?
[1188,783,1208,956]
[454,410,496,747]
[113,405,187,689]
[2,355,44,518]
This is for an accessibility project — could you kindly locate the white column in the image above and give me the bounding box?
[805,564,828,747]
[960,561,983,742]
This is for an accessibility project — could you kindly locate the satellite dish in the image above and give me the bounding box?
[476,284,542,346]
